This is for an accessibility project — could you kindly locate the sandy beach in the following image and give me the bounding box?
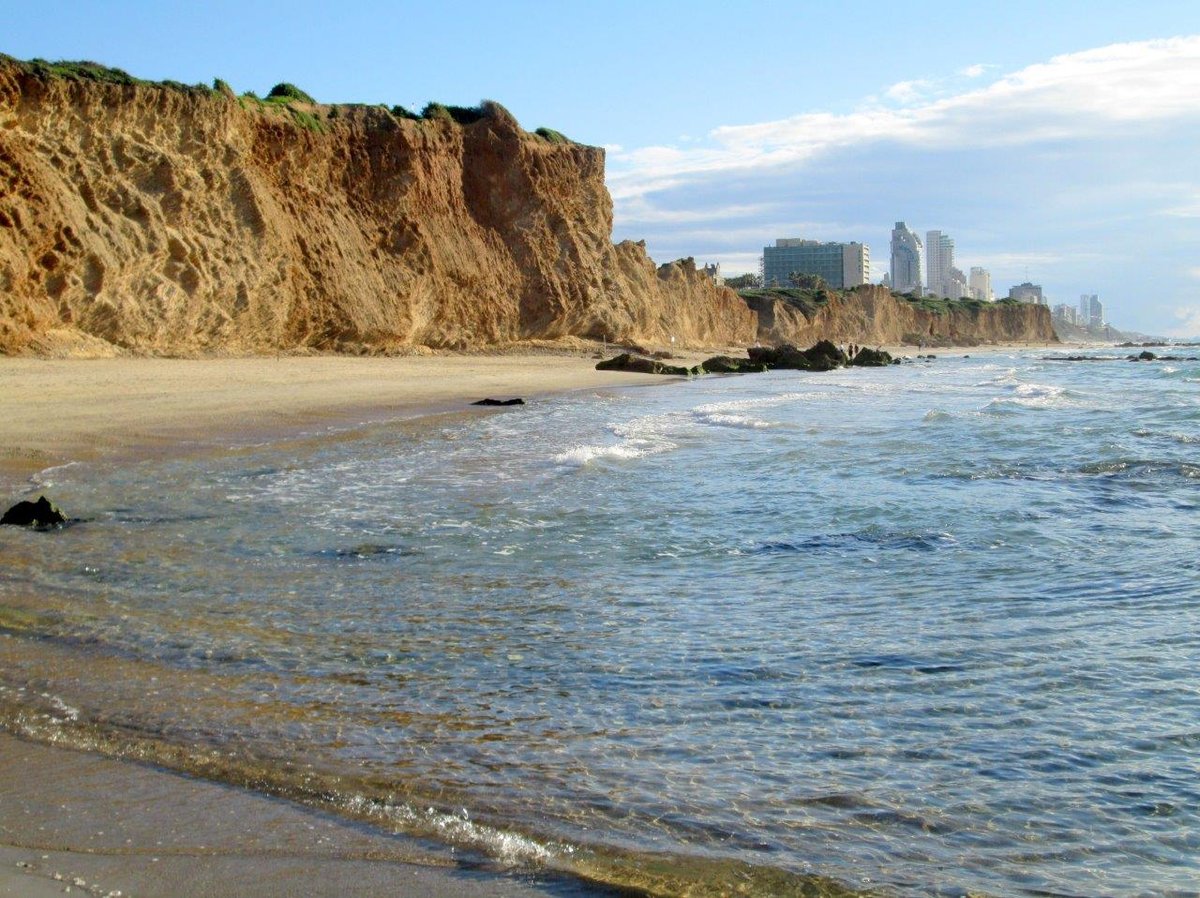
[0,347,743,487]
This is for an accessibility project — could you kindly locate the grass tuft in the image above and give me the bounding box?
[266,82,317,104]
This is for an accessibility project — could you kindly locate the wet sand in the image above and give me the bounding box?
[0,734,608,897]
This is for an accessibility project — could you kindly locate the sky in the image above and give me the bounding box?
[6,1,1200,335]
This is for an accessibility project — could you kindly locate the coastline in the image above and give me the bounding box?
[0,342,1059,489]
[0,348,736,490]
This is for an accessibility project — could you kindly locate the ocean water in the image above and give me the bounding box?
[2,350,1199,897]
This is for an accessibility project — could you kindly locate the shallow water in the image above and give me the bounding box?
[2,351,1199,896]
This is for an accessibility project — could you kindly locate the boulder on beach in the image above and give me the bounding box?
[595,354,696,376]
[1,495,67,529]
[700,356,768,374]
[471,397,525,406]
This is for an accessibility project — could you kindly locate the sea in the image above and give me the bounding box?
[1,349,1198,897]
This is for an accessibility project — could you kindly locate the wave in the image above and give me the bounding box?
[1079,459,1200,480]
[29,460,81,488]
[553,399,780,467]
[1132,428,1200,445]
[745,529,958,556]
[983,382,1072,412]
[552,440,668,466]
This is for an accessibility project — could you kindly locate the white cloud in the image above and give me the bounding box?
[1163,195,1200,218]
[1169,304,1200,337]
[1187,267,1200,279]
[884,78,931,103]
[616,198,779,226]
[959,63,989,78]
[608,36,1200,201]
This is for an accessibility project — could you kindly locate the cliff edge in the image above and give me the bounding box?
[0,60,753,355]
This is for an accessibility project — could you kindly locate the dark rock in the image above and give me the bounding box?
[1,495,67,529]
[748,340,848,371]
[1134,351,1157,361]
[848,347,893,367]
[472,397,525,406]
[595,353,695,376]
[700,355,768,374]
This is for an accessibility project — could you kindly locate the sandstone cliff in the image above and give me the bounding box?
[745,286,1057,347]
[0,60,754,355]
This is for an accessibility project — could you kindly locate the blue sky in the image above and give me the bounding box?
[6,1,1200,335]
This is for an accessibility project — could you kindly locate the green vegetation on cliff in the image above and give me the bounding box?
[0,54,575,143]
[2,54,213,94]
[896,292,1024,315]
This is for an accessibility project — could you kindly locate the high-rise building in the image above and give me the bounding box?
[890,222,923,294]
[926,230,955,298]
[969,267,993,301]
[1009,282,1045,305]
[1080,294,1104,327]
[761,238,869,289]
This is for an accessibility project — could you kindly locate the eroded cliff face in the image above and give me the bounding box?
[746,286,1057,348]
[0,64,753,355]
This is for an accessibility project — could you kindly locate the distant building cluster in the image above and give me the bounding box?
[722,221,1104,324]
[888,222,992,301]
[1051,295,1104,330]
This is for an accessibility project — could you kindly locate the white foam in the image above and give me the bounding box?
[30,460,80,488]
[985,381,1070,410]
[553,441,661,465]
[693,412,772,429]
[554,411,692,466]
[692,392,818,415]
[341,794,560,867]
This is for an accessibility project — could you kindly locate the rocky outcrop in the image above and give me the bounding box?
[0,59,754,355]
[745,286,1056,347]
[748,340,847,371]
[599,341,894,377]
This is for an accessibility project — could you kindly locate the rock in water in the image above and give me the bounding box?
[1,495,67,528]
[471,398,525,406]
[848,347,893,367]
